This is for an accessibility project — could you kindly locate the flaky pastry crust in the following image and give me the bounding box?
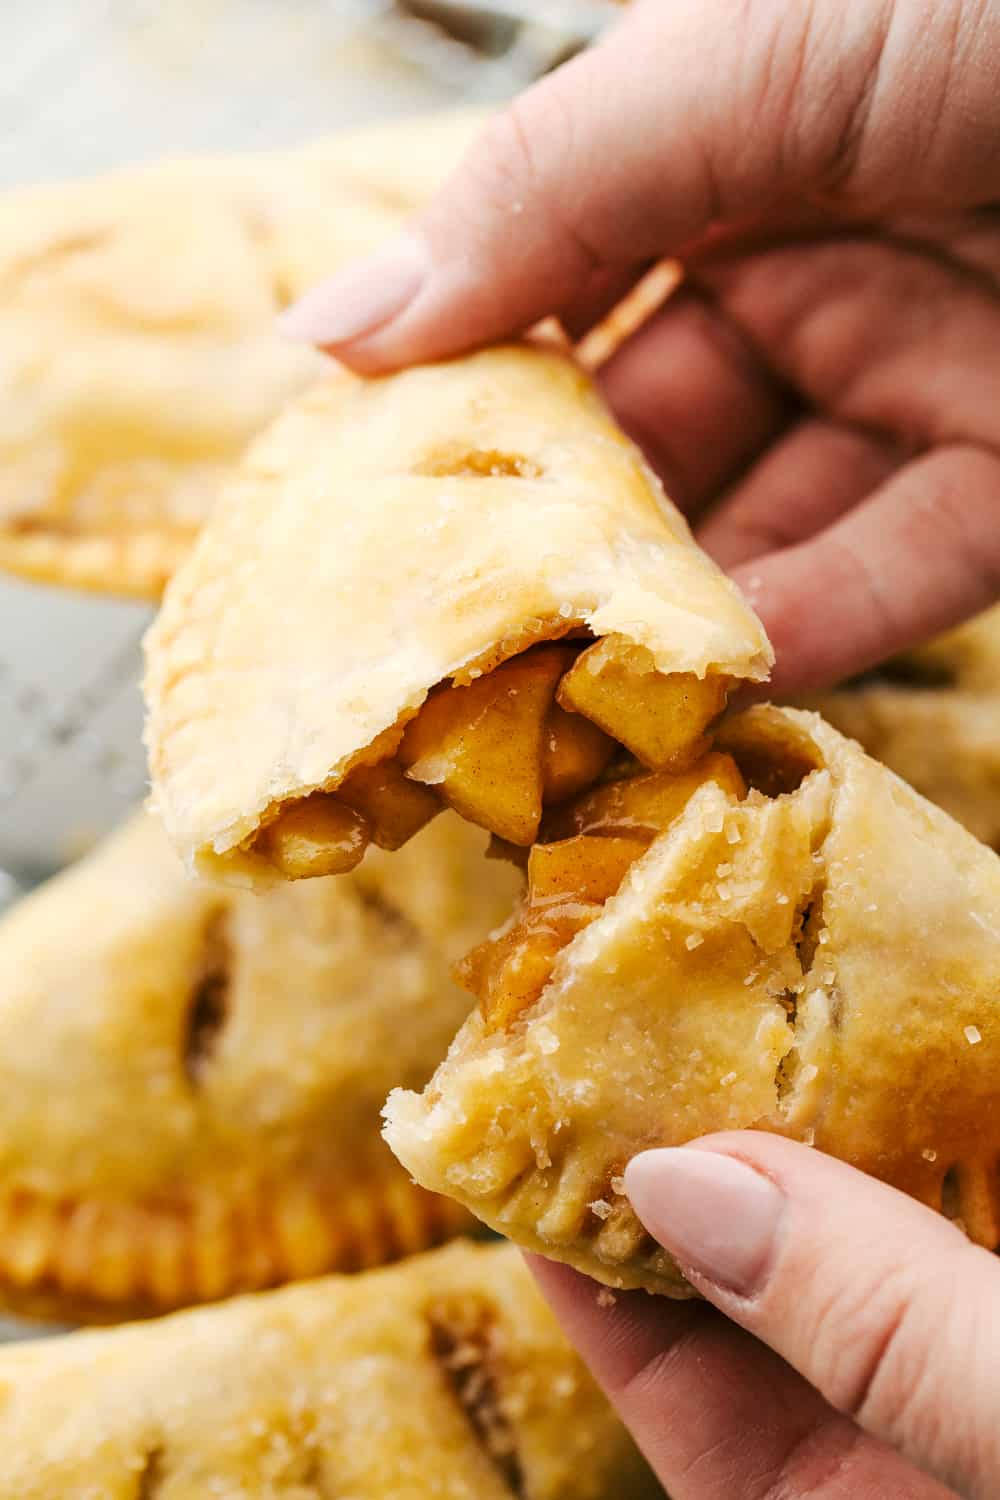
[0,811,517,1321]
[802,605,1000,850]
[0,113,481,598]
[145,344,772,881]
[385,707,1000,1296]
[0,1242,657,1498]
[576,262,680,369]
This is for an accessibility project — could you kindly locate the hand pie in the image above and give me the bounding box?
[0,112,481,599]
[801,605,1000,851]
[0,1242,658,1499]
[144,344,1000,1295]
[0,809,517,1321]
[384,706,1000,1294]
[144,343,772,884]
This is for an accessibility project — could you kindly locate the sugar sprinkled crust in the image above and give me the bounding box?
[0,809,517,1320]
[0,1241,658,1500]
[385,707,1000,1295]
[0,112,483,598]
[144,343,772,881]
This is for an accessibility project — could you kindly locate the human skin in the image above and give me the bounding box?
[281,0,1000,700]
[281,3,1000,1493]
[532,1135,1000,1499]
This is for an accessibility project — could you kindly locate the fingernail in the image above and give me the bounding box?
[624,1148,784,1295]
[277,232,428,346]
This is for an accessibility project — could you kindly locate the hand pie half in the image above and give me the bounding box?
[0,810,517,1321]
[145,343,772,884]
[0,1242,658,1500]
[384,706,1000,1294]
[0,112,481,598]
[801,605,1000,851]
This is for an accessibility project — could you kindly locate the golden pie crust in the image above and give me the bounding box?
[0,1242,658,1499]
[0,809,517,1322]
[0,112,482,599]
[802,605,1000,851]
[385,707,1000,1296]
[144,343,772,883]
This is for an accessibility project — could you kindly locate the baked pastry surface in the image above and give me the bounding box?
[802,606,1000,850]
[0,112,481,598]
[144,342,1000,1299]
[0,1241,658,1498]
[0,810,517,1320]
[385,707,1000,1294]
[145,343,771,883]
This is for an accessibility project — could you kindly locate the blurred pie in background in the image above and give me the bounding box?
[0,809,517,1322]
[800,605,1000,851]
[0,1240,659,1498]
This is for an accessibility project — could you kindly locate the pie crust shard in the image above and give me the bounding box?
[384,706,1000,1294]
[0,112,482,598]
[144,342,772,884]
[0,809,517,1321]
[801,605,1000,851]
[0,1242,658,1499]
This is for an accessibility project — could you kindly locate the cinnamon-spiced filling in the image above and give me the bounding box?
[253,635,743,1020]
[458,753,748,1030]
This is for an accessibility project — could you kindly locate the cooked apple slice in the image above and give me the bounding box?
[258,796,369,879]
[459,834,649,1030]
[558,637,728,770]
[545,751,746,841]
[541,703,617,804]
[459,925,569,1034]
[400,645,576,845]
[527,833,651,905]
[339,759,440,850]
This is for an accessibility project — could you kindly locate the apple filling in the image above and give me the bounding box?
[253,635,739,1015]
[458,753,747,1030]
[257,760,439,879]
[253,637,730,878]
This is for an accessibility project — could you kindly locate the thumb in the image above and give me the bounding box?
[625,1134,1000,1499]
[279,0,999,371]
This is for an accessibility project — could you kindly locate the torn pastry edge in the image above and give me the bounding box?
[378,709,866,1292]
[384,707,1000,1292]
[155,611,772,887]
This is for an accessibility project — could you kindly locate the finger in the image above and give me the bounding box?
[529,1258,955,1499]
[698,418,902,570]
[731,443,1000,695]
[281,1,1000,370]
[278,0,938,368]
[626,1136,1000,1499]
[693,231,1000,454]
[597,289,796,516]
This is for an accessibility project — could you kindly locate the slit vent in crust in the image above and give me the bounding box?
[428,1294,525,1497]
[183,914,231,1084]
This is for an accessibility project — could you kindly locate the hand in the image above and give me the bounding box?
[531,1134,1000,1499]
[281,0,1000,693]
